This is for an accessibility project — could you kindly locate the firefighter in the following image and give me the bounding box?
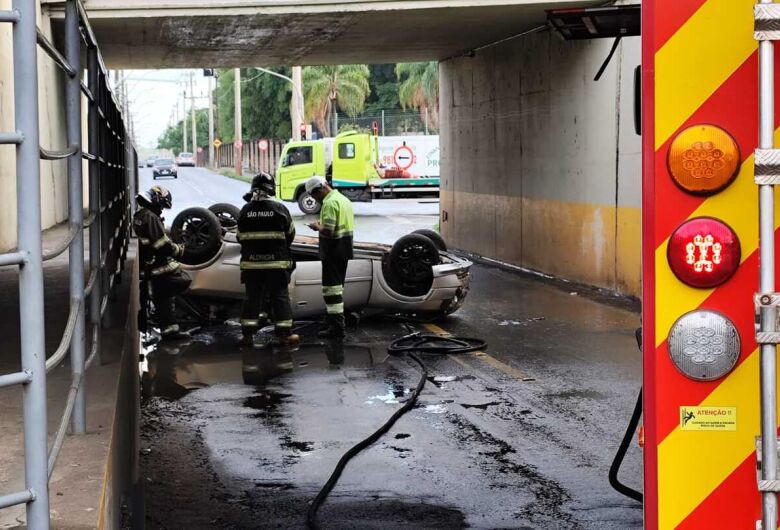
[237,172,299,347]
[305,176,355,338]
[133,186,191,341]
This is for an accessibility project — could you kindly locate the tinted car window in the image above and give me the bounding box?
[180,152,192,158]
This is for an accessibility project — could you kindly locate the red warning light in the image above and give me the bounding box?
[667,217,741,288]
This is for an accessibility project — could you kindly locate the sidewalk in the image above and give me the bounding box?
[0,224,140,529]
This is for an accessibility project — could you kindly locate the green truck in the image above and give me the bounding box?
[275,131,440,214]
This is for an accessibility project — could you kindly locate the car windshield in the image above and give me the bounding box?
[156,159,173,165]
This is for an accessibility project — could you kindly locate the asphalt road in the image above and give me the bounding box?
[140,263,643,528]
[139,166,439,245]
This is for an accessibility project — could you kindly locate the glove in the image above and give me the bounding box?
[243,192,252,202]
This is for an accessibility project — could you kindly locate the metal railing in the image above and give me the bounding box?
[0,0,134,527]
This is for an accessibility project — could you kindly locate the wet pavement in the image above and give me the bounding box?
[140,167,439,245]
[141,262,643,529]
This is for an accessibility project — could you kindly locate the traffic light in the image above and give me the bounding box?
[203,68,215,77]
[300,123,307,140]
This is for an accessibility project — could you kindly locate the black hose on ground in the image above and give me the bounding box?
[306,332,487,529]
[608,327,643,503]
[608,389,643,502]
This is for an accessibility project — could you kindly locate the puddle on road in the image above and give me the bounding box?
[140,326,390,402]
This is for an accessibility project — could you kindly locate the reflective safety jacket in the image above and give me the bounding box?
[237,198,295,270]
[133,207,184,278]
[319,189,354,262]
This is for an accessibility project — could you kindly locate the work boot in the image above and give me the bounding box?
[317,315,345,339]
[161,324,191,342]
[272,327,300,347]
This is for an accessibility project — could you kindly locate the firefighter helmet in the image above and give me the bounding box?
[250,172,276,196]
[136,186,173,211]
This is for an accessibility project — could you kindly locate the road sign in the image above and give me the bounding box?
[259,139,269,151]
[393,144,416,170]
[213,138,222,148]
[235,139,243,149]
[197,147,203,153]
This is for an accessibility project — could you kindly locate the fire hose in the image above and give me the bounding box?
[306,332,487,529]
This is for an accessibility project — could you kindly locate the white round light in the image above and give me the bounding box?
[668,310,740,381]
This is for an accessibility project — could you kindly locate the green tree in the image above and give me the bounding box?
[303,65,371,137]
[396,61,439,132]
[216,68,294,143]
[157,108,210,155]
[365,64,401,115]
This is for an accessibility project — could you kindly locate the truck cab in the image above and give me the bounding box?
[276,132,379,214]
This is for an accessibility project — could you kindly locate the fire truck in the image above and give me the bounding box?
[643,0,780,528]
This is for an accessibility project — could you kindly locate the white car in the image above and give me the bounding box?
[176,152,195,167]
[169,205,471,320]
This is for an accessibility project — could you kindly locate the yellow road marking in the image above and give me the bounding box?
[655,0,756,149]
[422,323,528,380]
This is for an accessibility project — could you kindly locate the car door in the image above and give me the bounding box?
[290,259,373,317]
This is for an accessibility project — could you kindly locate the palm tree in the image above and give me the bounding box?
[303,65,371,137]
[396,61,439,133]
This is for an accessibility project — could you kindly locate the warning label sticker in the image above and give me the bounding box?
[680,406,737,431]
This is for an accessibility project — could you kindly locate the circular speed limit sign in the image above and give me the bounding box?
[259,139,269,151]
[393,144,416,170]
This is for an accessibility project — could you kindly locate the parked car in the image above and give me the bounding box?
[152,158,177,180]
[146,156,157,167]
[176,152,195,167]
[168,205,470,321]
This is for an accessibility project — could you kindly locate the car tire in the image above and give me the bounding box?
[208,203,241,232]
[411,229,446,251]
[170,207,222,265]
[297,191,321,215]
[389,233,440,285]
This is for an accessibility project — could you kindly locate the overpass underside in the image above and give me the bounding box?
[43,0,599,67]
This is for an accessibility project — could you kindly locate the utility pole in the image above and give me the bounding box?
[190,71,197,164]
[234,68,242,176]
[292,66,303,141]
[208,75,215,168]
[182,89,187,153]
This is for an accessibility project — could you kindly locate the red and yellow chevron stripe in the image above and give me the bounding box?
[644,1,780,528]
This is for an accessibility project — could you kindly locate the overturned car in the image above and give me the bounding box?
[168,204,471,320]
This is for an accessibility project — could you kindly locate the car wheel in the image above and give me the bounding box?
[170,207,222,265]
[297,191,321,215]
[208,203,240,232]
[411,229,446,251]
[389,233,440,285]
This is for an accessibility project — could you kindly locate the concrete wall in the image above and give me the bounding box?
[439,31,641,296]
[0,0,70,252]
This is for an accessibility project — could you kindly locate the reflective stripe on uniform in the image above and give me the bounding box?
[152,235,172,249]
[326,303,344,315]
[240,319,260,327]
[151,261,180,276]
[275,320,293,328]
[322,285,344,296]
[240,260,294,270]
[138,237,151,245]
[237,231,286,240]
[331,229,353,239]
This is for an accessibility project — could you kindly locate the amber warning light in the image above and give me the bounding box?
[667,217,741,289]
[667,125,740,195]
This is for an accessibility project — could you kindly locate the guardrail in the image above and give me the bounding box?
[0,0,134,527]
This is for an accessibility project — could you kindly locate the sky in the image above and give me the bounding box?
[109,69,213,151]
